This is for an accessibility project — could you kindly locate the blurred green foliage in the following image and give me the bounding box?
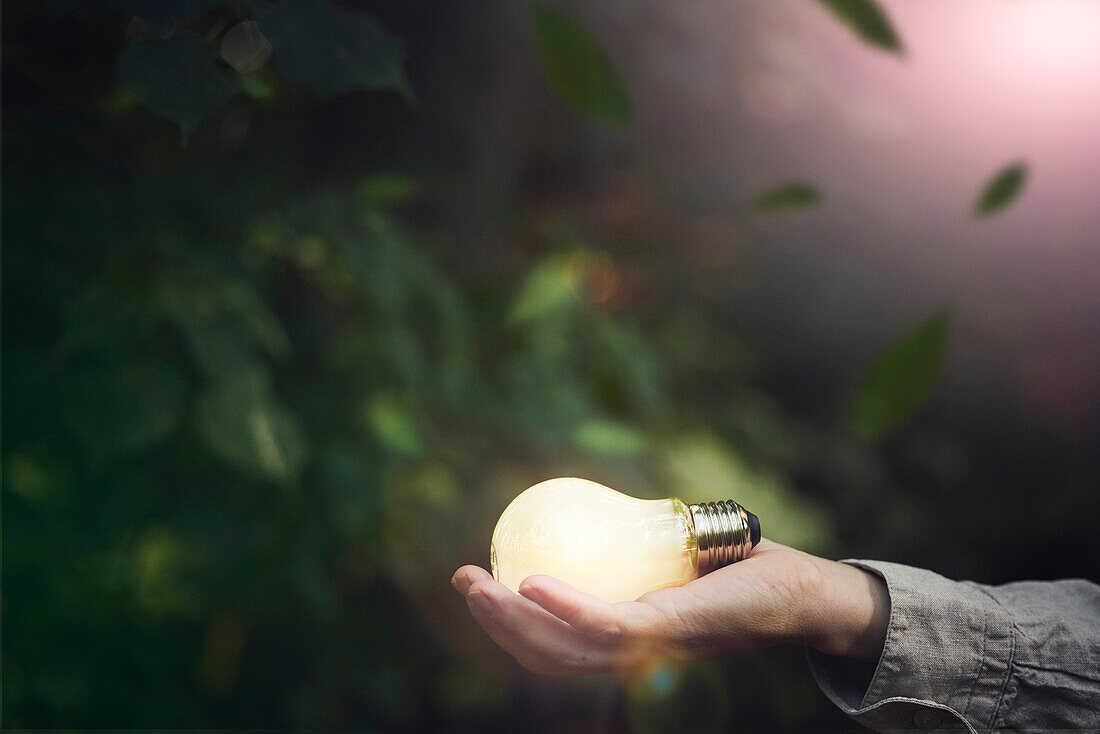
[3,0,1055,730]
[117,34,247,141]
[250,0,410,98]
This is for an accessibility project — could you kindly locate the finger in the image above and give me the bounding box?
[467,579,581,657]
[518,575,627,643]
[452,565,492,595]
[465,579,611,674]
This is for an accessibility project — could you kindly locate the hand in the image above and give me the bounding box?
[451,539,889,676]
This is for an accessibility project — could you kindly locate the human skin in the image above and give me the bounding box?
[451,539,890,676]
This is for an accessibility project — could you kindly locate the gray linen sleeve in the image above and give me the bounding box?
[806,560,1100,732]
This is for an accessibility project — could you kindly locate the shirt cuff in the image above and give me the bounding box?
[807,560,1015,733]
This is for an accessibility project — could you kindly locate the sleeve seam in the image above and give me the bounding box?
[967,582,1018,732]
[961,603,989,720]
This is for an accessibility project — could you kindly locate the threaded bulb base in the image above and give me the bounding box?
[689,500,761,574]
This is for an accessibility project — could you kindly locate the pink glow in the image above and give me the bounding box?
[621,0,1100,426]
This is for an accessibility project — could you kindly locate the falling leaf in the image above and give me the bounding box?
[531,3,633,128]
[817,0,903,53]
[752,182,821,213]
[974,162,1027,217]
[847,310,950,440]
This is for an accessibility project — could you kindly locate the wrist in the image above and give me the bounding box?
[803,559,890,661]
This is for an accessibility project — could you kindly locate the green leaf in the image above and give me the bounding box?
[63,358,188,466]
[752,182,821,213]
[116,35,244,142]
[251,0,410,99]
[817,0,903,53]
[847,311,950,440]
[974,162,1027,217]
[195,373,309,483]
[217,283,291,358]
[509,263,577,323]
[573,419,645,456]
[364,393,422,455]
[531,3,633,128]
[358,173,421,203]
[179,323,266,379]
[509,252,595,323]
[132,527,204,619]
[157,275,290,359]
[4,450,74,509]
[57,283,159,359]
[318,445,384,536]
[592,319,664,413]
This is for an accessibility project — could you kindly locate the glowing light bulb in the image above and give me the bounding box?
[491,477,761,603]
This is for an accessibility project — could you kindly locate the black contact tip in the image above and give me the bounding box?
[746,510,761,547]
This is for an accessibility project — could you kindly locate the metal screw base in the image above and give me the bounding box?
[689,500,760,574]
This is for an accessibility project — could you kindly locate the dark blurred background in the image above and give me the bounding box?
[4,0,1098,729]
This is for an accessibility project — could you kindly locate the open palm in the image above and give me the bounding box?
[452,539,833,675]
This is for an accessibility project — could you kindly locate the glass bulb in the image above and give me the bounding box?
[491,477,761,603]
